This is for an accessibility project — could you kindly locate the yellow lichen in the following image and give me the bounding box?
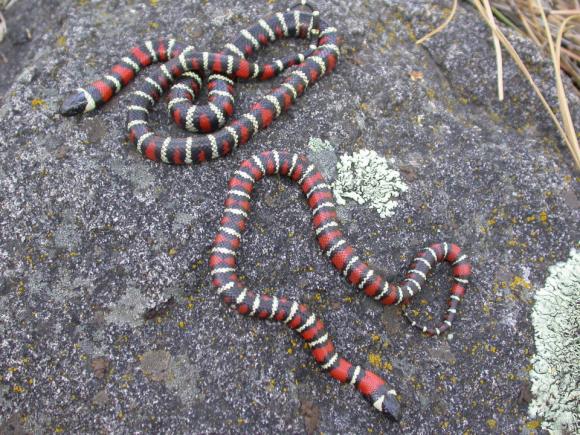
[368,353,382,369]
[12,385,25,393]
[510,276,531,290]
[526,420,540,429]
[56,36,67,47]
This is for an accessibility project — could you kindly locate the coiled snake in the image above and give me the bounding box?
[60,1,471,422]
[60,2,339,163]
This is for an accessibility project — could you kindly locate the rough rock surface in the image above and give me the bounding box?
[0,0,578,433]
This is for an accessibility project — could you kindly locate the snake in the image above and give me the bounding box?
[59,2,340,164]
[210,150,472,421]
[59,1,472,422]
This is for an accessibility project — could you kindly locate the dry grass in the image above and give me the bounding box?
[0,0,19,43]
[0,11,6,44]
[417,0,580,169]
[493,1,580,89]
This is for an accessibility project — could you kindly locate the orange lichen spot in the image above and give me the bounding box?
[12,385,25,393]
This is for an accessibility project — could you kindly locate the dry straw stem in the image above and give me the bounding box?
[0,0,19,44]
[0,11,6,44]
[417,0,580,169]
[553,15,580,168]
[483,0,505,100]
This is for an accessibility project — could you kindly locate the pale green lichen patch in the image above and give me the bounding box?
[529,247,580,433]
[331,149,408,218]
[307,137,334,153]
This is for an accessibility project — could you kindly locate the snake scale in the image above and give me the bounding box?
[60,1,471,422]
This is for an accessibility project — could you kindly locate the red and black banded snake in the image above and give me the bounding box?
[210,150,471,421]
[60,2,339,164]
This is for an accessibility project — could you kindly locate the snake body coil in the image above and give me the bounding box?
[60,4,339,164]
[210,151,472,421]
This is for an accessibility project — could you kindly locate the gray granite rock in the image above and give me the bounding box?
[0,0,578,433]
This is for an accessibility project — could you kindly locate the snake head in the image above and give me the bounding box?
[372,386,402,422]
[360,371,402,421]
[59,91,88,116]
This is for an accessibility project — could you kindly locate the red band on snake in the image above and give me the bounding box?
[210,150,472,421]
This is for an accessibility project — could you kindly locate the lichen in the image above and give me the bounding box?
[529,247,580,433]
[307,137,334,153]
[331,149,407,218]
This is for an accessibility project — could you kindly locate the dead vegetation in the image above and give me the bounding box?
[0,0,19,44]
[418,0,580,168]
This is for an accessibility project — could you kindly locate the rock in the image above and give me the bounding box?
[0,413,28,435]
[0,0,578,433]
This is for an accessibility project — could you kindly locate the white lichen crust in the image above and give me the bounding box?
[331,149,407,218]
[307,136,334,153]
[529,247,580,433]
